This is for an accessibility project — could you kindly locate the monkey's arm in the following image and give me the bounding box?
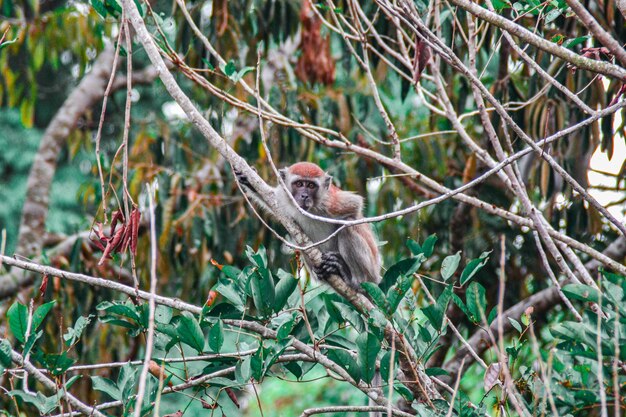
[234,169,275,214]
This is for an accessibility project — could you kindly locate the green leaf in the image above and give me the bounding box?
[263,339,291,372]
[236,355,252,384]
[247,247,275,315]
[23,330,42,357]
[8,391,49,413]
[425,367,449,376]
[562,284,600,304]
[387,274,414,314]
[209,320,224,352]
[7,302,28,343]
[201,58,215,71]
[155,305,173,324]
[422,305,443,331]
[90,0,107,17]
[250,345,264,381]
[487,307,498,324]
[221,265,242,280]
[452,294,471,320]
[323,294,345,325]
[406,238,422,255]
[466,282,487,323]
[92,376,122,401]
[249,270,275,317]
[0,339,13,367]
[117,363,138,403]
[333,301,366,333]
[361,282,390,315]
[328,349,360,382]
[422,234,438,257]
[544,8,562,23]
[103,0,121,15]
[177,312,205,353]
[491,0,510,11]
[357,332,381,384]
[63,314,94,346]
[551,34,566,44]
[96,301,140,323]
[422,285,452,330]
[379,350,396,382]
[284,362,302,379]
[459,252,490,286]
[277,313,298,340]
[379,256,424,294]
[234,66,255,82]
[0,36,18,51]
[213,278,245,311]
[440,251,461,281]
[274,269,299,312]
[31,301,55,333]
[563,36,590,48]
[65,375,82,390]
[99,317,137,329]
[221,60,237,78]
[508,317,523,334]
[42,352,75,376]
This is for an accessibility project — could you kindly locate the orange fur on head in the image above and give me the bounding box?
[288,162,326,178]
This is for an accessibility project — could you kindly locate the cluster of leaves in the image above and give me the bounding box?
[542,274,626,414]
[3,227,625,416]
[0,235,490,416]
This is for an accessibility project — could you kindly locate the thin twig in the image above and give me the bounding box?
[133,183,158,417]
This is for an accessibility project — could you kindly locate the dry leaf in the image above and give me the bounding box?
[484,362,502,392]
[295,0,335,85]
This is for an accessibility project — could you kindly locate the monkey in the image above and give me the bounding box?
[236,162,384,417]
[235,162,381,288]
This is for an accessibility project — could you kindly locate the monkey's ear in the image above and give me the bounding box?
[323,175,332,190]
[279,168,288,182]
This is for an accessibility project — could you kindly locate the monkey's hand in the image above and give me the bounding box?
[233,167,256,189]
[314,252,353,284]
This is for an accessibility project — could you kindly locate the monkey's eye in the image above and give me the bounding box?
[295,180,303,188]
[307,183,316,189]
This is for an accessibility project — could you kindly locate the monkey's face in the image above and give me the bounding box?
[290,179,320,211]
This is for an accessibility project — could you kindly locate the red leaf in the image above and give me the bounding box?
[38,274,49,298]
[225,387,240,408]
[98,227,124,265]
[130,207,141,255]
[413,36,431,83]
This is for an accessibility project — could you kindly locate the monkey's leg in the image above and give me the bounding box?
[314,252,354,284]
[337,226,381,286]
[369,372,382,417]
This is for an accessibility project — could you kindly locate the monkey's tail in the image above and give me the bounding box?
[369,371,382,417]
